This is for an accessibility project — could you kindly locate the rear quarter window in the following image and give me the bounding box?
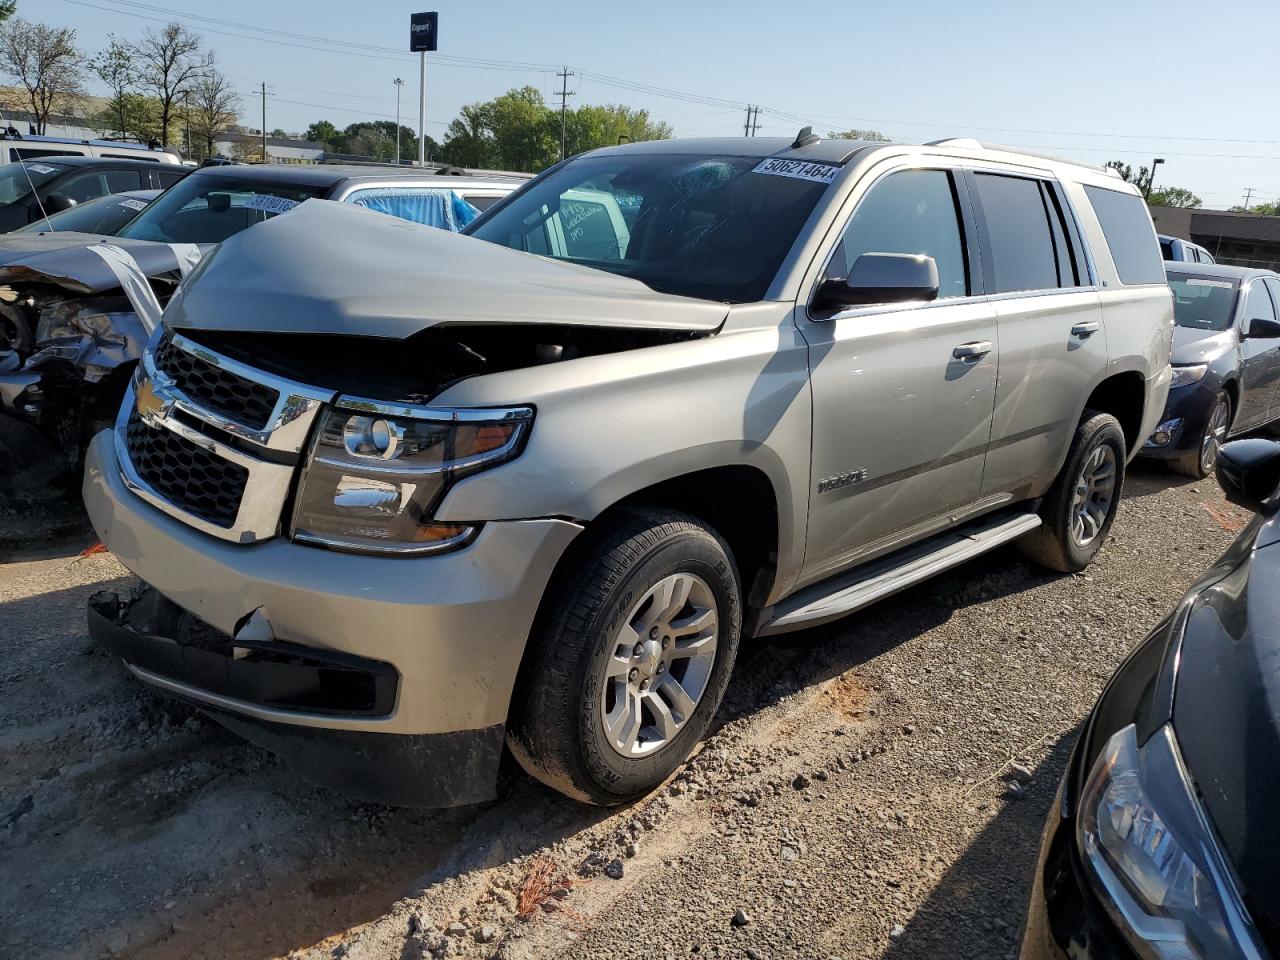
[1083,185,1165,285]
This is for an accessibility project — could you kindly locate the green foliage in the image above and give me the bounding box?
[0,2,15,23]
[438,87,673,173]
[90,91,167,143]
[1229,200,1280,216]
[827,128,889,142]
[1147,186,1202,209]
[305,119,340,147]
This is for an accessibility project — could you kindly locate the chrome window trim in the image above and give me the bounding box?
[812,285,1102,324]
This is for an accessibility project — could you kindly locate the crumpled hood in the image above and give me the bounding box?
[164,199,728,337]
[1171,325,1236,365]
[0,232,195,293]
[1172,530,1280,938]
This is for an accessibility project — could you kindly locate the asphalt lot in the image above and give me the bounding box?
[0,462,1248,960]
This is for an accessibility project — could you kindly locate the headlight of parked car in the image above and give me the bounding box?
[291,398,533,556]
[1077,723,1266,959]
[1170,364,1208,388]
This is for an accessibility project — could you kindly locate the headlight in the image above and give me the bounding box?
[291,398,533,555]
[1078,724,1266,959]
[1171,365,1208,388]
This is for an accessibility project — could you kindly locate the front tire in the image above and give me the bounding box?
[507,509,742,805]
[1019,411,1126,573]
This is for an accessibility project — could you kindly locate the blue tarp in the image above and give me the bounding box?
[347,188,480,231]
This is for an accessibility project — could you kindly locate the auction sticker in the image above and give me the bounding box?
[752,158,840,184]
[118,198,148,211]
[27,163,57,174]
[1186,278,1233,288]
[243,194,300,214]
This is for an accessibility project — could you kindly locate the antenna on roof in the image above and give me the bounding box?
[792,125,820,149]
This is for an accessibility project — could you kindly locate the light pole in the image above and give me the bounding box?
[1144,157,1165,199]
[394,78,405,166]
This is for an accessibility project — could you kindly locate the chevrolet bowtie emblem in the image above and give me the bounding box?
[135,376,172,424]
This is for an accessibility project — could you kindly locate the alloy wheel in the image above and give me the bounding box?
[600,572,719,758]
[1070,444,1117,547]
[1200,399,1231,475]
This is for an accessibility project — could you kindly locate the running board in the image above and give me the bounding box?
[756,511,1042,636]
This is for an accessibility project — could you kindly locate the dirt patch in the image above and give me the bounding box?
[817,670,873,721]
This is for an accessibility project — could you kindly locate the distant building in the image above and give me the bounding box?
[1149,205,1280,272]
[211,132,325,163]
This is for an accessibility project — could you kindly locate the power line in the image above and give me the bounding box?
[556,67,575,161]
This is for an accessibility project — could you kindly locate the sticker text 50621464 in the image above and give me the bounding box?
[751,158,841,185]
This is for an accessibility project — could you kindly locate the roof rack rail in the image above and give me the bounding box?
[925,137,982,149]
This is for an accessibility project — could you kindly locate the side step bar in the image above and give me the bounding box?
[756,511,1042,636]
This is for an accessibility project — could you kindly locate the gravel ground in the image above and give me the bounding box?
[0,463,1248,960]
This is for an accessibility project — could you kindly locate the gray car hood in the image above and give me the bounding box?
[164,199,728,337]
[0,231,194,293]
[1171,324,1236,365]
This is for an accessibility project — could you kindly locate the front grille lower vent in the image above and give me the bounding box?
[154,336,279,430]
[125,409,248,528]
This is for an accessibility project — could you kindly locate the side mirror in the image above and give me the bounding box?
[1245,317,1280,339]
[1217,439,1280,513]
[44,194,77,214]
[813,252,939,314]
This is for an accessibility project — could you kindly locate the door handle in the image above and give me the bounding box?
[952,341,993,361]
[1071,321,1100,337]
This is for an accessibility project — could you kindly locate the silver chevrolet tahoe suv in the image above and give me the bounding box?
[83,132,1173,807]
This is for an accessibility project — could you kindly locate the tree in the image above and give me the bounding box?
[132,23,212,149]
[187,66,240,160]
[561,104,671,157]
[344,123,396,162]
[305,119,340,147]
[0,2,15,22]
[1147,186,1202,209]
[269,127,286,138]
[828,128,889,142]
[439,102,494,168]
[228,133,263,162]
[92,36,136,139]
[91,92,163,144]
[1229,200,1280,216]
[0,18,87,136]
[489,86,557,172]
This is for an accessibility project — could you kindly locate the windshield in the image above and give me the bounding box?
[15,191,155,235]
[0,160,65,206]
[467,153,833,302]
[117,174,326,243]
[1168,273,1239,331]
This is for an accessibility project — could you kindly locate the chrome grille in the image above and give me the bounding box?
[154,335,279,430]
[114,332,333,544]
[125,408,248,528]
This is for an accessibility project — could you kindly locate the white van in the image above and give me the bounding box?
[0,133,183,166]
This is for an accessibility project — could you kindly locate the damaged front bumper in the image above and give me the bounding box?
[83,429,583,806]
[88,587,507,808]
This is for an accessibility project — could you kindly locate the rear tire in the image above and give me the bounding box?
[1019,411,1126,573]
[507,509,741,805]
[1172,391,1231,478]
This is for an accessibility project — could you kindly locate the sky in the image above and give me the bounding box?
[38,0,1280,210]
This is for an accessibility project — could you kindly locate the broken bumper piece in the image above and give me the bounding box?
[87,588,506,808]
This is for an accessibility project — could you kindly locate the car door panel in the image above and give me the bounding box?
[965,170,1105,497]
[798,165,998,589]
[1236,280,1280,430]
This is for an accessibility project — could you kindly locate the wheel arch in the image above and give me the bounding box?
[1083,370,1147,456]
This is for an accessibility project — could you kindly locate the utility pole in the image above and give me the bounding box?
[394,77,405,166]
[751,106,760,136]
[183,92,191,160]
[742,105,760,137]
[1242,187,1256,212]
[744,104,753,137]
[260,82,267,163]
[556,66,575,161]
[1143,157,1164,199]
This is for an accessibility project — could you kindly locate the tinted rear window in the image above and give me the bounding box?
[974,173,1060,293]
[1084,185,1164,284]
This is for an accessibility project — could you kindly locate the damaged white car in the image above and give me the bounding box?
[0,163,525,499]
